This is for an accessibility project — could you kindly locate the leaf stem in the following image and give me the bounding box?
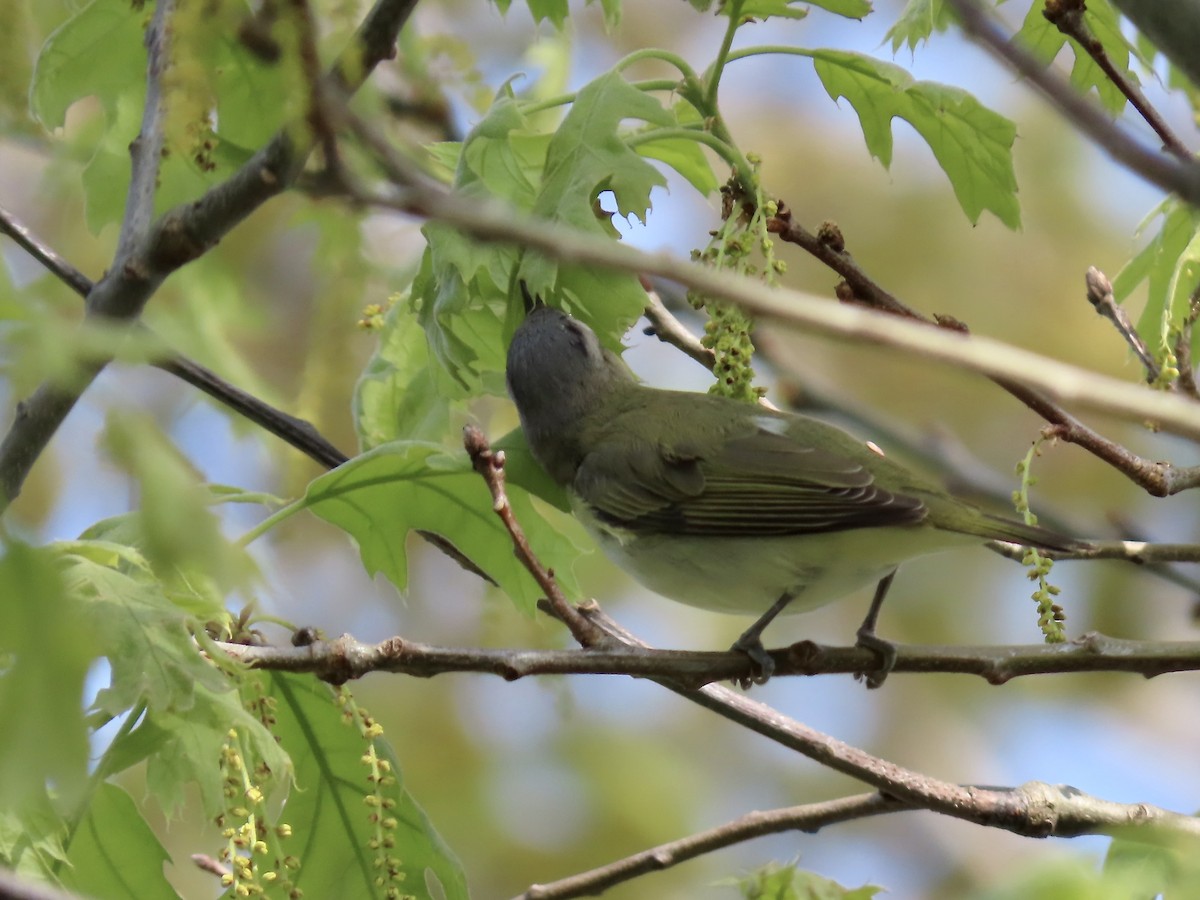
[706,0,745,110]
[238,499,306,547]
[625,126,743,171]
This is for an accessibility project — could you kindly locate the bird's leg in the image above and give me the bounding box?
[855,569,898,689]
[730,592,794,685]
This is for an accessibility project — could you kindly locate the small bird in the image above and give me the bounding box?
[505,304,1086,682]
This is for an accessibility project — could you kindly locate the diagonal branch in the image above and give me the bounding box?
[1043,0,1192,161]
[517,794,904,900]
[0,0,420,507]
[0,205,349,471]
[767,208,1200,497]
[946,0,1200,205]
[116,0,172,260]
[337,123,1200,448]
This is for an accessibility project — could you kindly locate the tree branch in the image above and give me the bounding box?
[0,204,349,471]
[516,794,904,900]
[443,428,1200,887]
[766,207,1200,497]
[341,129,1200,449]
[946,0,1200,205]
[1044,0,1192,161]
[220,629,1200,683]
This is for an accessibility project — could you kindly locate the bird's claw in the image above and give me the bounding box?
[854,627,896,689]
[730,635,775,687]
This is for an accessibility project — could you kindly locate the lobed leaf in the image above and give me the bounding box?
[269,674,469,900]
[885,0,951,53]
[301,441,582,613]
[59,783,177,900]
[811,50,1019,227]
[1112,198,1200,359]
[0,543,93,809]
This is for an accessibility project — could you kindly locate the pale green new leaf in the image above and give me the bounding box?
[78,85,245,233]
[416,72,657,393]
[0,542,94,809]
[526,0,569,27]
[54,548,230,716]
[30,0,144,128]
[885,0,951,52]
[1014,0,1133,115]
[810,50,1019,227]
[301,441,581,613]
[498,0,618,27]
[269,674,468,900]
[60,783,177,900]
[804,0,872,17]
[355,299,453,450]
[533,71,672,230]
[1112,198,1200,357]
[414,97,540,395]
[200,29,299,150]
[633,101,720,197]
[100,412,259,592]
[519,70,670,344]
[734,0,809,21]
[731,861,882,899]
[0,793,69,880]
[134,678,293,817]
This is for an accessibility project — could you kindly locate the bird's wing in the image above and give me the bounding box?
[573,424,928,537]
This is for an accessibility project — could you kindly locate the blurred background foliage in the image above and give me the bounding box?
[1,0,1198,898]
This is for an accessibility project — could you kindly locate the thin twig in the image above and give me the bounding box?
[946,0,1200,205]
[0,203,349,471]
[286,0,341,172]
[640,286,715,369]
[113,0,172,262]
[0,208,92,296]
[765,209,918,317]
[1043,0,1192,161]
[517,794,905,900]
[462,426,609,647]
[1176,289,1200,400]
[1085,266,1159,382]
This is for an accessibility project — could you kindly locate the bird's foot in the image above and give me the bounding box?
[730,634,775,687]
[854,626,896,690]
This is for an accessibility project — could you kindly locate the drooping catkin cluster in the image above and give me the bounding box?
[689,160,783,404]
[1014,437,1066,644]
[216,720,300,898]
[337,688,413,900]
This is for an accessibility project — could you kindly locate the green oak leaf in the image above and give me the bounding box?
[301,441,582,613]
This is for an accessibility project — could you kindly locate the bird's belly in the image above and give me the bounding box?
[583,522,977,616]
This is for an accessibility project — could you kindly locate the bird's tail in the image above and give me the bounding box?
[978,514,1091,554]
